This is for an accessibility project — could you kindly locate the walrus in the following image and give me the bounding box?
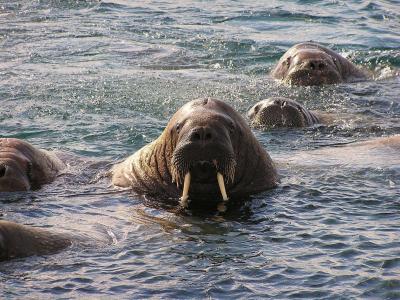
[271,42,367,86]
[0,138,65,192]
[0,219,110,261]
[247,97,322,128]
[0,220,72,261]
[112,98,278,211]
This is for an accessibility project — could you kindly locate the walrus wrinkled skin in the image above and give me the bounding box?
[0,220,72,261]
[247,97,320,128]
[112,98,278,208]
[271,42,367,86]
[0,138,65,192]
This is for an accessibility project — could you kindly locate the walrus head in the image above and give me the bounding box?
[272,43,344,86]
[112,98,278,209]
[167,98,240,203]
[0,138,50,192]
[0,157,32,192]
[247,97,319,128]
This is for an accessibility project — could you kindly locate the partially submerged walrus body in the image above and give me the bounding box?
[283,135,400,168]
[0,220,72,261]
[272,42,367,86]
[248,97,320,128]
[1,135,398,261]
[0,138,65,192]
[112,98,278,211]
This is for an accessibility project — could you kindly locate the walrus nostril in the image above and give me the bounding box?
[198,161,209,172]
[319,62,325,70]
[190,127,213,142]
[309,61,316,70]
[0,165,6,178]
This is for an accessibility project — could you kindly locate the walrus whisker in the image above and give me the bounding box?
[220,158,236,184]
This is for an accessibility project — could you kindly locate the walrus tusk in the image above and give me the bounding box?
[179,172,191,208]
[217,172,229,201]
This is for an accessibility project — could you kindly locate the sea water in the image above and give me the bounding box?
[0,1,399,298]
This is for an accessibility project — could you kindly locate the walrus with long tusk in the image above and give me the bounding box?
[111,98,278,211]
[247,97,325,128]
[0,138,65,192]
[271,42,367,86]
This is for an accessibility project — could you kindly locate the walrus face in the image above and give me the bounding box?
[0,138,47,192]
[274,48,343,86]
[0,154,32,192]
[248,98,310,128]
[169,99,239,202]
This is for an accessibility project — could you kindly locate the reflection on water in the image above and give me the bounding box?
[0,0,399,298]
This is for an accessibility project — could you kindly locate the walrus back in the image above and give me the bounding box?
[0,220,72,261]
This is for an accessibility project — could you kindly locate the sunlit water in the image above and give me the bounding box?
[1,1,399,299]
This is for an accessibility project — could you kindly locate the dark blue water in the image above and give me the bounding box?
[1,1,399,299]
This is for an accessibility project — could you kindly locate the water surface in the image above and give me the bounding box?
[0,0,399,299]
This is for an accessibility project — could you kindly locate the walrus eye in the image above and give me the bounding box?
[285,57,291,66]
[175,123,181,133]
[253,104,261,114]
[228,121,235,133]
[332,57,340,70]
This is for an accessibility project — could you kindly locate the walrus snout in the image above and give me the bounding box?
[189,126,215,144]
[171,140,236,185]
[287,67,341,86]
[171,122,236,207]
[288,56,339,84]
[302,58,327,71]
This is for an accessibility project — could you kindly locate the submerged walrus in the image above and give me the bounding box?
[112,98,278,211]
[247,97,328,128]
[271,42,367,86]
[0,138,65,192]
[0,220,72,261]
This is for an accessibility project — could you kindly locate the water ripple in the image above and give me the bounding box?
[1,0,400,299]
